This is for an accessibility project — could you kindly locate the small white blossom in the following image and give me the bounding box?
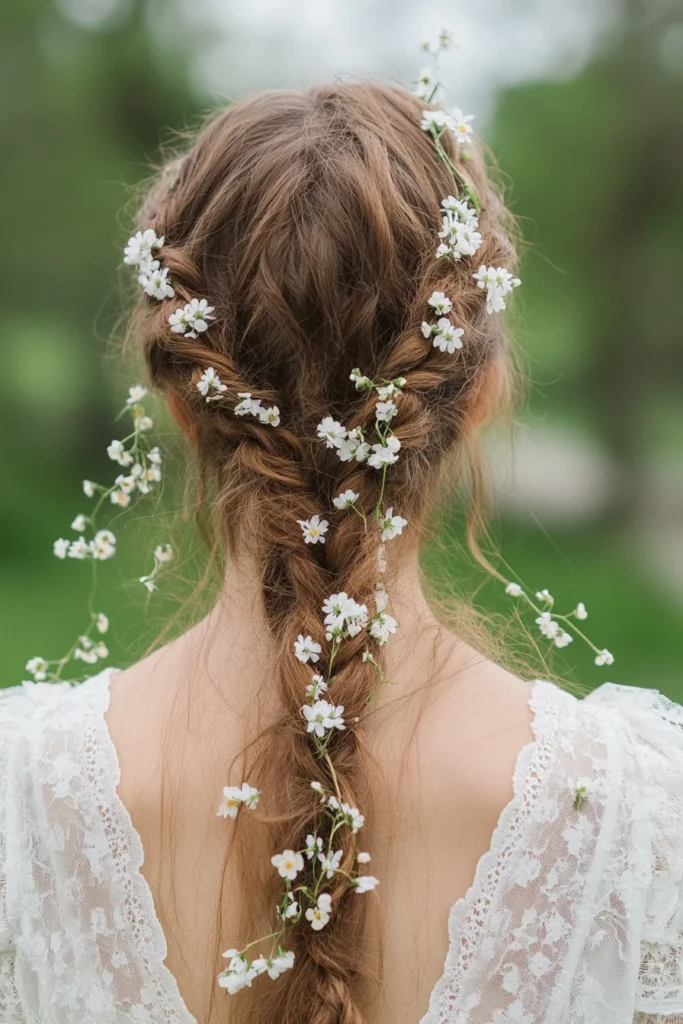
[420,109,456,134]
[257,405,281,427]
[154,543,173,564]
[68,536,92,560]
[26,657,48,681]
[306,674,328,699]
[169,298,215,338]
[353,875,380,893]
[506,582,523,597]
[281,897,299,920]
[148,446,162,466]
[217,783,260,819]
[233,392,259,417]
[107,439,133,467]
[294,634,321,663]
[311,781,325,797]
[576,602,588,620]
[337,427,370,463]
[427,291,453,315]
[318,849,343,879]
[437,213,483,261]
[595,649,614,667]
[450,106,475,145]
[110,489,131,508]
[536,589,553,604]
[473,265,521,314]
[369,611,398,646]
[357,851,371,864]
[123,229,163,268]
[375,399,397,423]
[134,413,153,432]
[349,368,373,391]
[305,893,332,931]
[305,834,323,860]
[432,319,464,354]
[93,529,116,560]
[197,367,228,402]
[333,489,359,510]
[380,508,408,542]
[271,849,304,881]
[554,630,573,649]
[368,434,401,470]
[536,611,559,640]
[82,479,96,498]
[441,196,479,225]
[140,576,155,593]
[74,647,98,664]
[317,416,346,449]
[138,261,174,300]
[302,700,345,738]
[298,515,329,545]
[375,381,403,400]
[71,514,87,533]
[413,67,443,103]
[53,538,70,559]
[96,613,109,634]
[127,385,148,405]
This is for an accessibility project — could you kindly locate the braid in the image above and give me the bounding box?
[128,79,518,1023]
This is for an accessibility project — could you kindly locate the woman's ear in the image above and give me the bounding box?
[167,391,194,438]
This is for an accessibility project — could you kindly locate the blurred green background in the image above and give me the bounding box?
[1,0,682,694]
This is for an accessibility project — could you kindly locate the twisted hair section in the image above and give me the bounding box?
[129,81,517,1023]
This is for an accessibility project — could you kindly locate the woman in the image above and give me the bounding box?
[1,81,682,1024]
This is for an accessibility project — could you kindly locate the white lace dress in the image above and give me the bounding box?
[1,670,683,1023]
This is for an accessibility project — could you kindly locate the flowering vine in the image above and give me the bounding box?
[503,582,614,668]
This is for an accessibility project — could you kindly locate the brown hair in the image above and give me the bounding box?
[131,81,517,1023]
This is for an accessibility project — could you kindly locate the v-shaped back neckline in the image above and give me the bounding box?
[87,668,563,1024]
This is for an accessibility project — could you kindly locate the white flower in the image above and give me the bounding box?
[595,649,614,667]
[140,576,155,593]
[413,67,442,102]
[318,849,343,879]
[306,674,328,699]
[368,434,401,470]
[107,439,133,467]
[123,229,163,267]
[369,611,398,646]
[317,416,346,449]
[375,585,388,613]
[305,834,323,860]
[375,400,397,423]
[427,291,453,315]
[82,479,96,498]
[305,893,332,931]
[337,427,370,463]
[554,630,573,649]
[271,849,304,881]
[350,368,373,391]
[233,392,260,417]
[138,261,174,300]
[148,446,162,466]
[135,412,154,432]
[353,875,380,893]
[91,530,116,560]
[217,782,260,819]
[169,298,215,338]
[262,950,295,979]
[506,582,523,597]
[342,804,365,833]
[420,109,456,134]
[333,489,359,510]
[377,544,387,573]
[473,265,521,314]
[217,953,258,994]
[68,536,92,560]
[258,405,281,427]
[437,213,483,261]
[322,592,354,624]
[96,613,109,634]
[380,508,408,542]
[311,781,325,797]
[70,513,88,532]
[535,611,559,640]
[197,367,227,401]
[281,897,299,920]
[450,106,475,145]
[74,646,98,664]
[535,589,553,604]
[154,543,173,564]
[26,657,48,681]
[298,515,329,545]
[421,321,433,339]
[302,700,345,738]
[115,473,136,495]
[575,602,588,620]
[110,489,131,508]
[441,196,479,225]
[294,634,321,663]
[127,385,148,405]
[432,319,464,354]
[53,538,70,559]
[357,851,371,863]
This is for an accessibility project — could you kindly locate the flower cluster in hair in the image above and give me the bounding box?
[24,385,173,686]
[503,583,615,668]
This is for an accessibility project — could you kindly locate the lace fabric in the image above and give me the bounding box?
[0,671,683,1023]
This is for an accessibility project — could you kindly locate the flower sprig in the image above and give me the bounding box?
[504,583,614,668]
[25,386,171,686]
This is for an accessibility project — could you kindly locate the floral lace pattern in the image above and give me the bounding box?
[1,672,683,1023]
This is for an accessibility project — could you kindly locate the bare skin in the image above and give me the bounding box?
[106,545,535,1024]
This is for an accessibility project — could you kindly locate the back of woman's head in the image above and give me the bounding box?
[130,80,517,1022]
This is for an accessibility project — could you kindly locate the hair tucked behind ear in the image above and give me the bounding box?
[130,81,516,1023]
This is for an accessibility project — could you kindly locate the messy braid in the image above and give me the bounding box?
[130,81,516,1023]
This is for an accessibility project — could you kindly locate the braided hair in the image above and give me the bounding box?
[129,81,517,1023]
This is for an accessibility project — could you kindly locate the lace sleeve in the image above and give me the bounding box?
[587,683,683,1022]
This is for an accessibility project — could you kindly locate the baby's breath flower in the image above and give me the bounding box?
[536,589,553,603]
[110,489,131,508]
[294,634,321,664]
[506,582,523,597]
[473,266,521,314]
[420,109,456,134]
[306,674,328,699]
[197,367,227,402]
[169,298,215,338]
[576,602,588,620]
[302,700,345,738]
[536,611,559,640]
[437,214,483,261]
[154,543,173,564]
[68,536,92,560]
[595,649,615,667]
[317,416,346,449]
[369,610,398,646]
[554,630,573,649]
[96,613,109,634]
[234,392,259,417]
[413,67,443,102]
[123,229,163,268]
[305,893,332,931]
[353,875,380,893]
[71,514,87,533]
[318,849,343,879]
[217,783,260,819]
[450,106,475,145]
[441,195,479,224]
[140,576,155,593]
[148,446,162,466]
[427,291,453,315]
[357,851,371,863]
[298,515,329,545]
[257,405,281,427]
[271,849,304,881]
[305,834,323,860]
[138,261,175,300]
[432,319,464,354]
[375,400,398,423]
[107,440,133,467]
[26,657,48,681]
[376,381,403,400]
[337,428,370,463]
[53,538,70,559]
[82,479,96,498]
[310,781,325,797]
[350,368,373,391]
[134,414,154,432]
[127,385,148,405]
[367,435,401,470]
[281,896,299,920]
[380,508,408,542]
[333,489,359,510]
